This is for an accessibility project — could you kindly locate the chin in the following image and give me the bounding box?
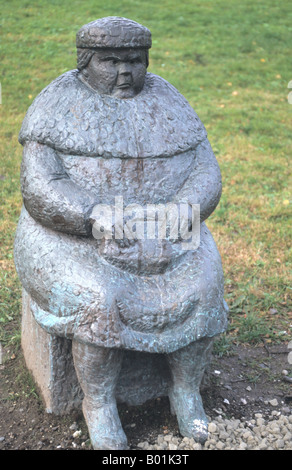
[112,88,136,99]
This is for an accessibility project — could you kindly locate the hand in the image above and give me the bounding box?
[90,205,113,240]
[90,206,138,247]
[113,237,137,248]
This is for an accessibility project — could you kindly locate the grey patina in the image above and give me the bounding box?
[14,17,228,449]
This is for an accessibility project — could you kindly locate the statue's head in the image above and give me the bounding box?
[76,17,152,99]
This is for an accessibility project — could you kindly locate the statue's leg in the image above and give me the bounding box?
[166,337,214,444]
[72,341,127,450]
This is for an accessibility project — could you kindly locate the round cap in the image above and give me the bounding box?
[76,17,152,50]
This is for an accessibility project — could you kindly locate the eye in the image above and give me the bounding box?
[130,58,142,64]
[102,57,119,65]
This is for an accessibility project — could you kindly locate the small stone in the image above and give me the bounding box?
[240,398,247,405]
[138,441,149,449]
[269,308,278,314]
[219,431,229,440]
[168,443,178,450]
[246,421,255,429]
[0,437,5,442]
[208,422,217,433]
[246,386,252,392]
[72,430,82,438]
[239,442,248,450]
[216,441,225,450]
[192,442,202,450]
[258,439,268,450]
[256,418,265,426]
[275,439,285,449]
[269,399,278,407]
[282,370,289,376]
[284,432,292,442]
[69,423,78,431]
[157,435,165,445]
[243,430,252,440]
[205,438,217,449]
[153,444,162,450]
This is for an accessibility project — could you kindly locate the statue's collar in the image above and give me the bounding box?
[19,70,207,159]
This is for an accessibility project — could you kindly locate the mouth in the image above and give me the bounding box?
[116,83,132,89]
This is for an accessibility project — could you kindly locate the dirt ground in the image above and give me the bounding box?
[0,342,291,450]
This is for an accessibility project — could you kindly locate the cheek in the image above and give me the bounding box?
[92,63,117,84]
[103,68,118,83]
[133,66,146,86]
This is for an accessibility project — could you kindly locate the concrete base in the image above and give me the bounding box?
[21,289,171,415]
[21,289,83,414]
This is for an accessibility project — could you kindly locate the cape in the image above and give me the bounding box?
[19,70,207,159]
[16,69,229,353]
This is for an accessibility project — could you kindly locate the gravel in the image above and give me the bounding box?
[137,411,292,450]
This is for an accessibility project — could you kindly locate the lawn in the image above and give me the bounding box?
[0,0,291,352]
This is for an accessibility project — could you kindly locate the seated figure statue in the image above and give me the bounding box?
[14,17,228,450]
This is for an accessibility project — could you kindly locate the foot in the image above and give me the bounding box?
[82,399,128,450]
[169,388,208,444]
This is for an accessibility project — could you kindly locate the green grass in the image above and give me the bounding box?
[0,0,291,351]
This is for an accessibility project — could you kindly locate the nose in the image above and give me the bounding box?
[118,62,132,75]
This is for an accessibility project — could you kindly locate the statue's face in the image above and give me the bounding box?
[84,48,147,99]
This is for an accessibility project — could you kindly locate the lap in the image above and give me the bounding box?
[15,209,225,331]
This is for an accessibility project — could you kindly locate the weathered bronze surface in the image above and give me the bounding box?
[15,17,228,449]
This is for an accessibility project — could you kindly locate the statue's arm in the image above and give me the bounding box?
[174,137,222,223]
[20,141,96,236]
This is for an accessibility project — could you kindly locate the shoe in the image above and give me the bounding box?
[169,388,208,444]
[82,399,128,450]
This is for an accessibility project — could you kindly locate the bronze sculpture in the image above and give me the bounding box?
[14,17,228,450]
